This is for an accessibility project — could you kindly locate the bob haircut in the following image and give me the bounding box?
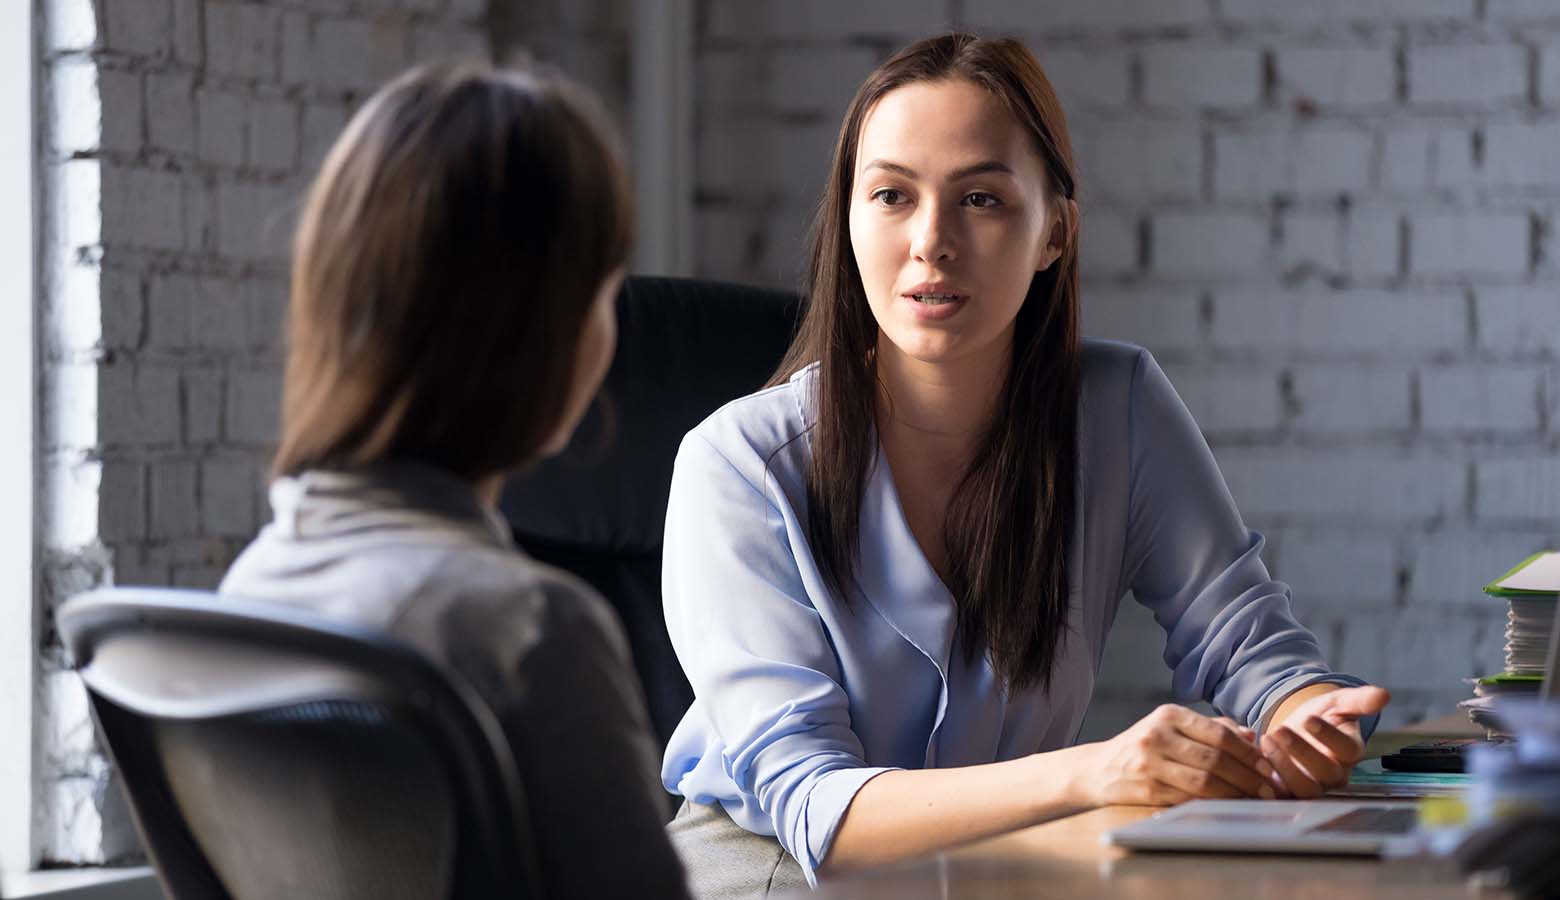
[273,60,634,481]
[769,33,1081,694]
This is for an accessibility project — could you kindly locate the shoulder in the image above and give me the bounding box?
[677,362,816,492]
[1080,337,1153,393]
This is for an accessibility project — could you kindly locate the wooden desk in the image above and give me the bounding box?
[806,716,1509,899]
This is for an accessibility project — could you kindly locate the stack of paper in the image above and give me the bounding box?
[1457,552,1558,739]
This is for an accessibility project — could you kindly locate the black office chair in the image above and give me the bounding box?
[57,587,541,900]
[502,276,802,758]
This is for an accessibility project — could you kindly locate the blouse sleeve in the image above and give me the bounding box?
[662,430,896,884]
[1121,349,1376,735]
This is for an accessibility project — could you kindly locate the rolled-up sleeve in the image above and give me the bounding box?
[1120,350,1375,736]
[662,431,895,883]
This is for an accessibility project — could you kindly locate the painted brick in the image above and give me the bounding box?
[98,365,180,447]
[216,182,295,262]
[772,47,879,117]
[1035,48,1131,109]
[204,2,280,79]
[1379,128,1431,191]
[1346,208,1401,280]
[225,368,282,445]
[1408,533,1560,606]
[184,369,223,445]
[103,0,171,57]
[1476,458,1560,522]
[246,98,298,171]
[1079,209,1138,277]
[300,101,350,170]
[191,278,248,349]
[146,73,196,155]
[1152,211,1268,277]
[201,460,257,538]
[197,88,246,167]
[97,69,143,154]
[98,462,146,543]
[1410,213,1530,279]
[965,0,1209,31]
[146,272,197,348]
[1159,367,1282,432]
[1219,0,1475,23]
[1486,0,1560,21]
[1478,286,1560,356]
[1212,289,1466,353]
[280,11,311,85]
[1421,365,1544,432]
[183,172,214,253]
[1077,123,1201,202]
[698,50,764,115]
[1289,365,1412,431]
[311,19,408,91]
[1213,129,1287,199]
[100,267,144,350]
[1279,211,1342,276]
[1294,129,1371,194]
[697,120,773,196]
[47,0,97,53]
[1278,532,1397,602]
[1081,289,1202,352]
[694,208,762,283]
[171,0,202,65]
[48,363,99,454]
[1142,47,1261,109]
[102,167,183,251]
[1218,453,1465,520]
[50,60,101,156]
[708,0,949,40]
[1408,45,1527,107]
[1543,44,1560,107]
[1336,610,1484,693]
[244,278,289,351]
[775,122,837,210]
[1275,48,1395,107]
[1483,123,1560,188]
[411,25,487,62]
[149,462,200,540]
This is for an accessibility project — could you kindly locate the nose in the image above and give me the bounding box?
[909,201,956,264]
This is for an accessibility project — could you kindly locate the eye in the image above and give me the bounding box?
[963,191,1002,209]
[871,188,908,207]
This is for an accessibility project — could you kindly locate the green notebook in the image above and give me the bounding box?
[1484,551,1560,599]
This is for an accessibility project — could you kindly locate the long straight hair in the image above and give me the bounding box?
[768,34,1082,695]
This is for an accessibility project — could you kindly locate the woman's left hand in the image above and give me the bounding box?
[1260,685,1391,798]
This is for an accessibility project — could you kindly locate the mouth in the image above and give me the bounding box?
[901,282,971,306]
[907,292,964,306]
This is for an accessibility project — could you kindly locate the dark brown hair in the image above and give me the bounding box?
[769,33,1081,694]
[274,60,634,480]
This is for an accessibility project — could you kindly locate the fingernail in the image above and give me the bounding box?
[1259,784,1275,800]
[1275,729,1294,744]
[1305,718,1323,734]
[1257,759,1275,778]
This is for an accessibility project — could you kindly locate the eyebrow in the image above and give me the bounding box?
[860,159,1017,180]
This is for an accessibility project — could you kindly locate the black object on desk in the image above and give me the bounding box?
[1380,738,1484,773]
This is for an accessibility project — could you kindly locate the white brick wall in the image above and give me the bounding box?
[681,0,1560,735]
[37,0,489,865]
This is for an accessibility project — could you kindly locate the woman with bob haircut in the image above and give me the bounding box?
[220,61,688,899]
[659,33,1389,896]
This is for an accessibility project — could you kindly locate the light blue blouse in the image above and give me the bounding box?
[660,339,1369,884]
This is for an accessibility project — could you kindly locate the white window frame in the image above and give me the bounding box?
[0,0,38,878]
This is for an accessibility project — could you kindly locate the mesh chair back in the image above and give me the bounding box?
[58,588,538,900]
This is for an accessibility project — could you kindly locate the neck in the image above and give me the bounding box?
[873,331,1011,469]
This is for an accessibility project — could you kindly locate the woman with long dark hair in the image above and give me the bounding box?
[221,61,687,899]
[659,34,1388,897]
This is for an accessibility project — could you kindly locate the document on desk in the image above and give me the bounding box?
[1327,760,1471,799]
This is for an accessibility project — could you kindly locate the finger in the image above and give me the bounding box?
[1162,733,1274,799]
[1272,725,1345,788]
[1262,733,1322,799]
[1153,758,1246,800]
[1298,715,1364,766]
[1213,716,1257,744]
[1172,709,1269,774]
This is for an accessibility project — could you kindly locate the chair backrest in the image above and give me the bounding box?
[501,276,802,754]
[58,587,540,900]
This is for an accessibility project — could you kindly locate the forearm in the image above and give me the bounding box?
[820,744,1093,875]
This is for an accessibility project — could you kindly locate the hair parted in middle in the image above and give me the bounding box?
[768,32,1082,695]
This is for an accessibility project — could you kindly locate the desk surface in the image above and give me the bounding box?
[807,714,1508,899]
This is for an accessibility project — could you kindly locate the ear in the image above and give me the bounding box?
[1036,197,1078,273]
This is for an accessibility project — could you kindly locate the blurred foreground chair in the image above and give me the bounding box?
[501,276,801,760]
[58,587,539,900]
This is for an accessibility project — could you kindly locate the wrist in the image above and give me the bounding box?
[1036,742,1096,811]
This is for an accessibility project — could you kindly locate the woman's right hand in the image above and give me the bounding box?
[1075,704,1278,807]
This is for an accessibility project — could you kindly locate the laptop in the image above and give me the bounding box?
[1102,800,1424,856]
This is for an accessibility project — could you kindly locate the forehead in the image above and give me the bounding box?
[855,78,1040,178]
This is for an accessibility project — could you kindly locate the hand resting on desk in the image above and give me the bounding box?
[1260,685,1392,798]
[1074,703,1278,805]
